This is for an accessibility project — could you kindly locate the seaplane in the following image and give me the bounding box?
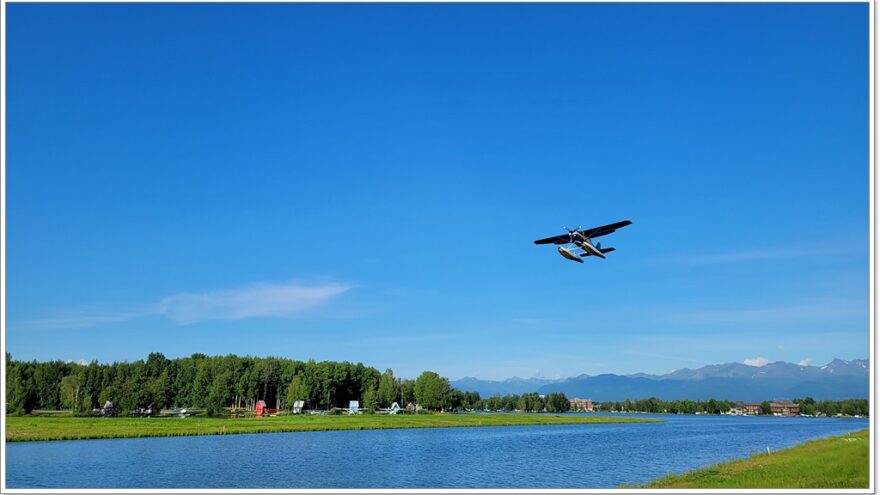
[163,407,201,418]
[533,220,632,263]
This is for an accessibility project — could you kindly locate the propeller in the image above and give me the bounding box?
[563,226,583,243]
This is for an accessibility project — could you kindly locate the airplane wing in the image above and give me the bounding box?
[533,233,571,245]
[578,220,632,239]
[533,220,632,245]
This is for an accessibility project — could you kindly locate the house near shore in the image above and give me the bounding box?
[770,402,799,416]
[740,403,762,415]
[569,398,593,412]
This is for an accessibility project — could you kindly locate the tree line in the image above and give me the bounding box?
[481,392,572,412]
[6,353,867,417]
[594,398,740,414]
[593,397,869,416]
[6,351,581,416]
[791,397,869,417]
[5,352,472,415]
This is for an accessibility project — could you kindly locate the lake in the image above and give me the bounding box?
[5,413,868,488]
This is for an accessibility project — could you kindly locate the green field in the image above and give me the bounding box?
[641,429,869,489]
[6,413,659,442]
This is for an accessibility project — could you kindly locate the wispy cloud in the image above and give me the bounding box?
[623,349,714,366]
[155,282,351,324]
[798,357,813,366]
[663,239,864,267]
[669,299,865,325]
[22,280,352,328]
[24,312,148,329]
[743,357,769,367]
[688,248,815,265]
[341,331,464,348]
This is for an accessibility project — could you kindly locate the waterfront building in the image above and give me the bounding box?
[569,398,593,412]
[770,402,800,416]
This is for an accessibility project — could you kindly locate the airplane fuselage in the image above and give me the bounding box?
[569,233,605,259]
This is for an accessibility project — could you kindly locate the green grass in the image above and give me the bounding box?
[6,413,659,442]
[639,429,869,489]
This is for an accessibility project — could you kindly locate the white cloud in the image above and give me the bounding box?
[22,280,352,328]
[155,281,351,325]
[744,357,769,367]
[798,358,813,366]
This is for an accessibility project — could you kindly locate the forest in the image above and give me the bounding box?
[5,352,452,415]
[6,352,577,416]
[6,353,866,417]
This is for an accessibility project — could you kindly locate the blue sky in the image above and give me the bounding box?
[6,3,869,379]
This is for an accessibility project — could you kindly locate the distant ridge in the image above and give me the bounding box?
[451,358,869,402]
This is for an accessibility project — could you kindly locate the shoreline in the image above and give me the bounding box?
[5,413,660,443]
[637,429,869,488]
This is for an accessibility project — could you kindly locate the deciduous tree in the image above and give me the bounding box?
[414,371,451,411]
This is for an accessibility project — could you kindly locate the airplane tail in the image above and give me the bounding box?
[599,247,616,254]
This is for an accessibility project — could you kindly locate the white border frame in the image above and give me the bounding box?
[0,0,874,493]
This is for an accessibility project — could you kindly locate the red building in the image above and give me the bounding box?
[255,400,278,416]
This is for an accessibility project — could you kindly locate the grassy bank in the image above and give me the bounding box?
[641,429,869,489]
[6,413,659,442]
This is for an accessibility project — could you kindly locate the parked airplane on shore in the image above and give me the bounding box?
[162,407,201,418]
[534,220,632,263]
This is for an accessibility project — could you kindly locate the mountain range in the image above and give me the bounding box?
[451,358,869,402]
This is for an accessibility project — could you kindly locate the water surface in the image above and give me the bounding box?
[6,413,868,488]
